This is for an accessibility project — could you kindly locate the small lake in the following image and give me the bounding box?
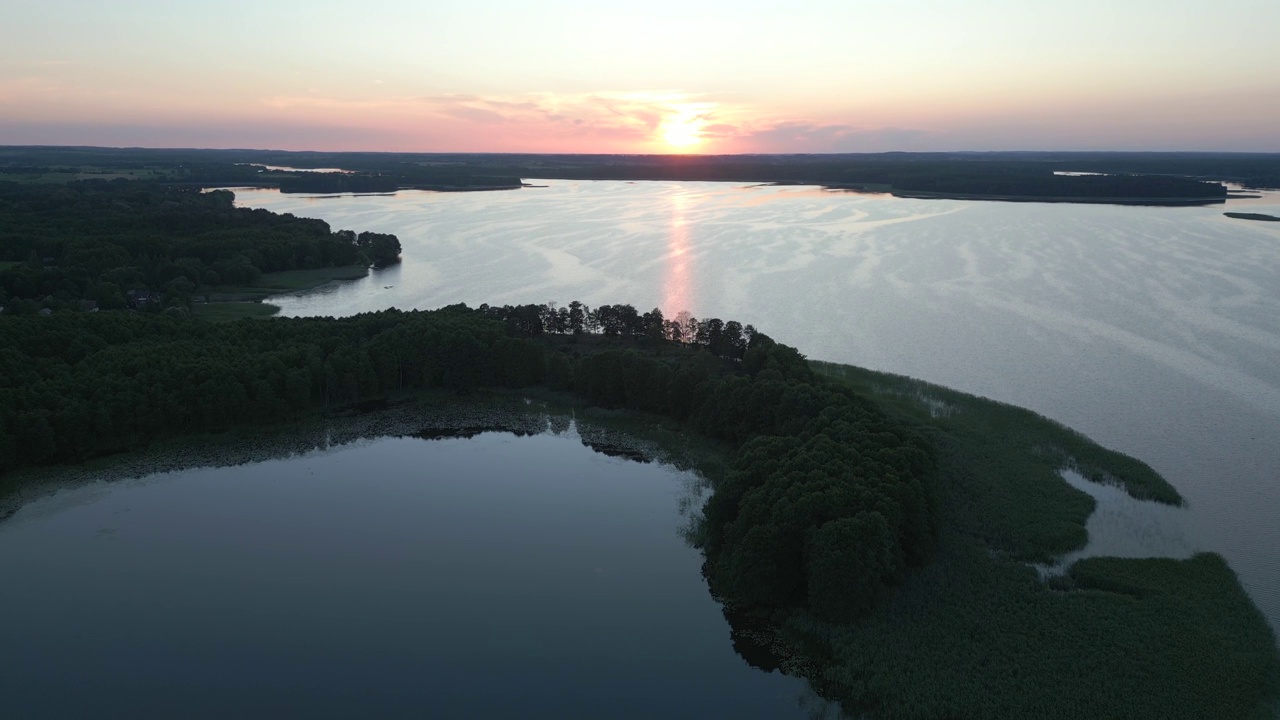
[232,180,1280,636]
[0,421,829,719]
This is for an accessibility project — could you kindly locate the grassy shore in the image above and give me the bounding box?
[191,302,282,321]
[219,265,371,296]
[799,360,1277,719]
[195,265,369,321]
[812,360,1182,544]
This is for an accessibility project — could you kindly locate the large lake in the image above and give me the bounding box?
[233,180,1280,635]
[0,421,831,718]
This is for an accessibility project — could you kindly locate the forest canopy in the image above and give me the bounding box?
[1,146,1256,200]
[0,181,400,314]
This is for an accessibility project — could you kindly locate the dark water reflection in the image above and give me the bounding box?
[0,422,835,719]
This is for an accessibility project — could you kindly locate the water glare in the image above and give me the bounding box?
[664,188,695,316]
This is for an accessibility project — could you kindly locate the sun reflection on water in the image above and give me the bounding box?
[663,190,694,318]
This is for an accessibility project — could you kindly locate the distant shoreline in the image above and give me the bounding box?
[872,188,1228,206]
[207,179,1231,206]
[193,264,371,321]
[1224,211,1280,222]
[10,147,1263,207]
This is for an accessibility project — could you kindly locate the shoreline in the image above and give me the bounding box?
[193,264,372,321]
[216,177,1230,207]
[874,188,1228,206]
[1224,211,1280,222]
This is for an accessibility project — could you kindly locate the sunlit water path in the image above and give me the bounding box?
[0,425,827,718]
[235,180,1280,634]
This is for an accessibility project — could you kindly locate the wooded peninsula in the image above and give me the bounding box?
[0,181,399,318]
[0,174,1277,718]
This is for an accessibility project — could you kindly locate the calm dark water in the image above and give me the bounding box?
[0,427,827,718]
[233,181,1280,635]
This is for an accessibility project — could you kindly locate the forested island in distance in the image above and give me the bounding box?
[0,182,400,320]
[6,146,1280,203]
[0,167,1277,718]
[1225,211,1280,222]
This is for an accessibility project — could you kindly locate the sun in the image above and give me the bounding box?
[659,109,706,151]
[662,118,703,149]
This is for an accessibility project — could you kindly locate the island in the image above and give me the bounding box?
[0,181,400,320]
[1225,211,1280,222]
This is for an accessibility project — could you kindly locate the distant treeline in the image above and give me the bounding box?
[463,155,1228,200]
[278,173,398,194]
[1037,151,1280,190]
[276,170,519,193]
[0,182,399,313]
[1224,211,1280,222]
[3,146,1260,199]
[0,147,522,192]
[885,169,1226,199]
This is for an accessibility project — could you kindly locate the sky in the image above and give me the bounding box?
[2,0,1278,154]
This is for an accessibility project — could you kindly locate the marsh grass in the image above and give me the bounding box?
[206,265,369,301]
[191,302,280,321]
[803,360,1277,719]
[194,266,370,319]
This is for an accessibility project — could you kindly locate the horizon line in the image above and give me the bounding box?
[5,144,1280,157]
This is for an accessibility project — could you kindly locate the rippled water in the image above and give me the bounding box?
[234,180,1280,634]
[0,424,826,719]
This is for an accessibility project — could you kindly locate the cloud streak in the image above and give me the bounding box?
[8,82,1273,153]
[414,91,711,148]
[737,122,937,153]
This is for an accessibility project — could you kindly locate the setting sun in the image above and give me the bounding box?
[659,106,707,151]
[661,118,702,149]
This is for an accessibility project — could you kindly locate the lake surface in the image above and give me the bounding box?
[0,422,828,719]
[234,180,1280,635]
